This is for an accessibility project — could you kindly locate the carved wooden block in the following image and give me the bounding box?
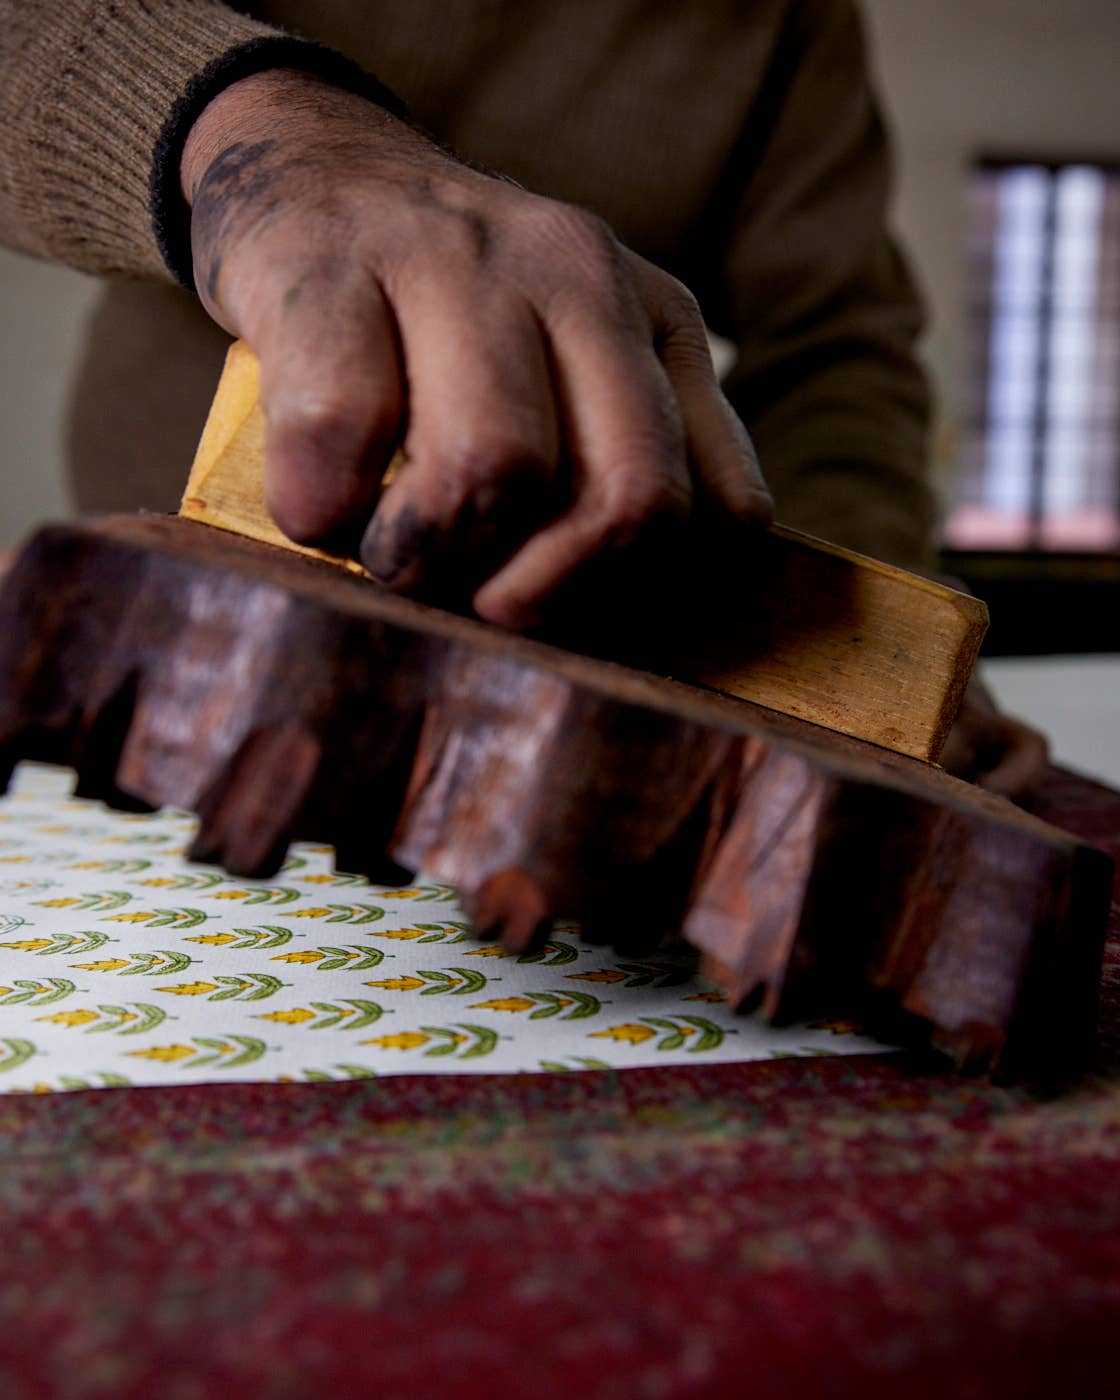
[180,341,988,763]
[0,515,1109,1081]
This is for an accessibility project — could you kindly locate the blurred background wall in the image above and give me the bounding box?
[862,0,1120,502]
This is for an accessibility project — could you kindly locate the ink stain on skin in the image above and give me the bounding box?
[191,139,284,306]
[362,504,439,584]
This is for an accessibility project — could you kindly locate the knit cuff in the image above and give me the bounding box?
[0,2,404,283]
[152,37,409,289]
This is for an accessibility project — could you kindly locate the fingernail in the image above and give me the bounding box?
[361,504,436,584]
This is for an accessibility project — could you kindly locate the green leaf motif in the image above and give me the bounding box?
[66,859,151,874]
[640,1015,734,1053]
[299,1062,378,1082]
[318,904,385,924]
[614,961,693,989]
[538,1056,611,1072]
[34,889,132,912]
[523,990,603,1021]
[517,940,579,967]
[135,1035,268,1070]
[72,949,195,977]
[0,1039,37,1072]
[308,999,383,1030]
[183,926,293,951]
[97,831,173,845]
[104,906,210,928]
[417,966,490,996]
[314,945,386,972]
[409,921,471,945]
[392,884,461,904]
[209,886,301,906]
[130,870,224,891]
[3,931,110,957]
[85,1002,168,1036]
[0,978,77,1006]
[208,973,285,1002]
[421,1023,499,1060]
[57,1072,133,1090]
[676,1015,731,1053]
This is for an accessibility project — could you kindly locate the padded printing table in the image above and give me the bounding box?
[0,764,1118,1399]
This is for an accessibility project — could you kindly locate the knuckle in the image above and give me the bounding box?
[271,387,398,462]
[442,432,552,493]
[658,274,703,326]
[598,468,672,538]
[529,201,623,292]
[269,389,363,453]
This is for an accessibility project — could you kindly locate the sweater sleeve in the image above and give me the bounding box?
[701,0,936,569]
[0,2,404,284]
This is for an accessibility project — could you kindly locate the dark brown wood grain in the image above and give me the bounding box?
[0,515,1110,1081]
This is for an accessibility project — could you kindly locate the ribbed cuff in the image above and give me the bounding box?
[0,2,406,283]
[151,37,409,289]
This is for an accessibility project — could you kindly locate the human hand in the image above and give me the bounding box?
[180,69,771,630]
[940,675,1050,801]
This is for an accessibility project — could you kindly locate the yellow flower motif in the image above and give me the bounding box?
[272,949,331,964]
[300,874,338,884]
[470,996,535,1014]
[0,987,11,997]
[105,911,159,923]
[212,890,251,900]
[156,981,219,997]
[289,907,340,918]
[375,927,426,940]
[36,825,70,835]
[588,1023,657,1044]
[684,990,725,1003]
[258,1008,317,1024]
[385,889,423,899]
[185,932,237,946]
[70,958,131,972]
[0,938,53,952]
[566,969,628,983]
[0,855,30,863]
[136,877,178,887]
[66,861,106,870]
[34,896,80,908]
[36,1008,100,1028]
[126,1044,197,1063]
[463,946,510,959]
[365,976,426,992]
[361,1031,431,1051]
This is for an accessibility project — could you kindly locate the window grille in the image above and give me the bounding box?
[945,159,1120,551]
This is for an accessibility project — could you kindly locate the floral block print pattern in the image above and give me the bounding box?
[0,765,895,1091]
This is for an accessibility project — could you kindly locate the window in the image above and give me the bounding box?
[946,159,1120,552]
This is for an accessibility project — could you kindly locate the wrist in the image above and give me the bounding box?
[154,38,407,286]
[181,69,403,205]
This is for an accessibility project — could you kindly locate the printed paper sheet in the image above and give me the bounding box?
[0,764,894,1091]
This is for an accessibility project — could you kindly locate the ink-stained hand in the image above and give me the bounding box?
[181,70,770,629]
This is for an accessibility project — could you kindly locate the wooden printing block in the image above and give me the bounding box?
[0,513,1110,1081]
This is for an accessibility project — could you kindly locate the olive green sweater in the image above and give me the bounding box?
[0,0,935,566]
